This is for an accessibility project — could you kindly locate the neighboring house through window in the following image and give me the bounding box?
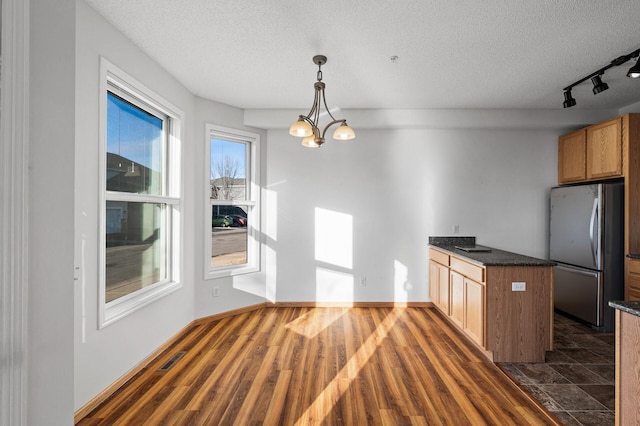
[99,58,183,327]
[206,124,260,278]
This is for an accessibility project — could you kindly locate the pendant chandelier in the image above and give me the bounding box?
[289,55,355,148]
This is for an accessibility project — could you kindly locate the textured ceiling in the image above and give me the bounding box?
[85,0,640,111]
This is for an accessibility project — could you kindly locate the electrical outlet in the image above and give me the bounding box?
[511,282,526,292]
[360,277,367,287]
[212,287,220,297]
[453,224,460,234]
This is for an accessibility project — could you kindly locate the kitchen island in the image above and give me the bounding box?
[429,236,555,363]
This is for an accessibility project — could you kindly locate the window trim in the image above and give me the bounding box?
[98,57,184,328]
[205,124,261,279]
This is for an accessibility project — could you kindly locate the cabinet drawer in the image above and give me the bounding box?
[429,248,449,266]
[450,257,485,283]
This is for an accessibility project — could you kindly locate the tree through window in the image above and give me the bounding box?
[207,126,259,276]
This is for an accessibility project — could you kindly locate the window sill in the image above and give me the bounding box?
[100,280,182,328]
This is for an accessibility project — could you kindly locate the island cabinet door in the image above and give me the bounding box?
[464,278,485,348]
[437,263,450,315]
[450,271,465,329]
[429,260,439,305]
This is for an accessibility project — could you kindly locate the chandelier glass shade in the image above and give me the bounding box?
[289,55,355,147]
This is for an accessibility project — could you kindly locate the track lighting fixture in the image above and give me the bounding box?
[562,46,640,108]
[628,57,640,79]
[289,55,355,148]
[590,75,609,95]
[562,90,576,108]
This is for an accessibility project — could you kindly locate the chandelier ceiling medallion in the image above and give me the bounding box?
[289,55,355,148]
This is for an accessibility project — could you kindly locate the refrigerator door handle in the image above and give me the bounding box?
[589,198,598,265]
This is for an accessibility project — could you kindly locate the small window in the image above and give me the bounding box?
[99,58,183,327]
[206,125,260,278]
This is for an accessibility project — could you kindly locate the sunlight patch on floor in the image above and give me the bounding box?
[285,308,348,340]
[294,308,404,425]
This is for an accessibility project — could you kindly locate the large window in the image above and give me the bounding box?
[206,125,260,278]
[100,59,183,327]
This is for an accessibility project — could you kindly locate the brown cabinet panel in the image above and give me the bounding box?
[586,117,622,179]
[615,310,640,426]
[437,263,450,314]
[485,266,553,361]
[464,278,485,347]
[450,271,464,329]
[558,129,586,184]
[429,259,451,314]
[428,260,438,304]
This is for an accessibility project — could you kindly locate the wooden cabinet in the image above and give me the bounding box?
[429,246,552,362]
[624,114,640,300]
[625,258,640,300]
[558,129,586,184]
[558,116,623,184]
[464,278,484,347]
[449,270,465,328]
[428,261,438,307]
[449,259,485,346]
[430,248,486,354]
[429,249,450,314]
[429,258,450,314]
[448,269,485,347]
[614,309,640,425]
[436,262,450,314]
[586,117,623,180]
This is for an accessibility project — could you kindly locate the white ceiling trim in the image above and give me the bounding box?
[244,108,619,131]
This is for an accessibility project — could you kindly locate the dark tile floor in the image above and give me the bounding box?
[499,312,615,426]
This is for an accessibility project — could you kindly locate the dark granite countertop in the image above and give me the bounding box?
[429,236,556,267]
[609,301,640,318]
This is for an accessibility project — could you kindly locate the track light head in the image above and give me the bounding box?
[562,90,576,108]
[591,75,609,95]
[628,57,640,78]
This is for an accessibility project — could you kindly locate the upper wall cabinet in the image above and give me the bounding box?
[558,117,623,185]
[558,129,586,184]
[586,117,623,180]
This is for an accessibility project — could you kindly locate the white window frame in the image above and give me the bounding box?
[205,124,260,279]
[99,58,183,328]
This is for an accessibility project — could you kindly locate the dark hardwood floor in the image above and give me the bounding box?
[77,307,560,425]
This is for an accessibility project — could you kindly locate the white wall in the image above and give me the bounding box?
[29,0,76,423]
[266,127,559,303]
[73,1,197,410]
[193,97,268,319]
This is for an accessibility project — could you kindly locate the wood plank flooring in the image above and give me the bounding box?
[76,307,560,425]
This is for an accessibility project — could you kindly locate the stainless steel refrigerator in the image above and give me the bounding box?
[549,182,624,332]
